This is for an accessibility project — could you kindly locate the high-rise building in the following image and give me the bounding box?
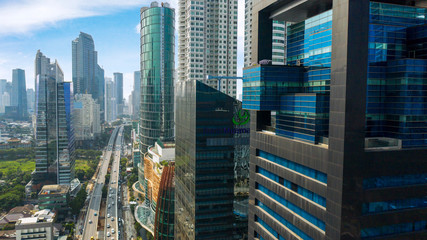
[11,68,28,120]
[139,2,175,153]
[72,32,104,121]
[114,72,123,116]
[244,0,286,67]
[178,0,238,98]
[73,94,101,140]
[105,77,116,122]
[0,79,9,114]
[32,51,75,189]
[245,1,427,239]
[26,88,35,115]
[96,64,105,122]
[175,80,249,239]
[154,162,175,240]
[132,70,141,120]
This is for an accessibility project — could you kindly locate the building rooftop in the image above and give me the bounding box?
[39,185,70,195]
[16,209,55,226]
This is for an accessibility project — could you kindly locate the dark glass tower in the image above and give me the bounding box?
[154,162,175,240]
[246,1,427,239]
[33,51,75,188]
[114,72,124,116]
[11,68,28,120]
[139,2,175,153]
[72,32,104,121]
[175,80,249,240]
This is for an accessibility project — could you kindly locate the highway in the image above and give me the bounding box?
[105,126,123,240]
[82,127,120,240]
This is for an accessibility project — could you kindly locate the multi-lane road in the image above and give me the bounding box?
[105,127,123,240]
[82,126,122,240]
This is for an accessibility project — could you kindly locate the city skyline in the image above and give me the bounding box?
[0,0,245,101]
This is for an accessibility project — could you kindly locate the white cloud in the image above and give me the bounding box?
[0,0,156,36]
[135,23,141,34]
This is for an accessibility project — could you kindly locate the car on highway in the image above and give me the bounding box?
[107,232,111,237]
[111,217,114,221]
[107,213,111,218]
[94,212,97,216]
[89,220,92,224]
[107,223,110,228]
[112,229,115,234]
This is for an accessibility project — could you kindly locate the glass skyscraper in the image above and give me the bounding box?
[11,68,28,120]
[72,32,104,122]
[32,51,75,189]
[245,0,427,239]
[139,2,175,153]
[114,72,124,117]
[175,80,249,240]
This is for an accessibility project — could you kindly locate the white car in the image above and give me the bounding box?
[112,229,115,234]
[89,220,92,224]
[111,217,114,221]
[107,214,111,218]
[107,232,111,237]
[107,223,110,228]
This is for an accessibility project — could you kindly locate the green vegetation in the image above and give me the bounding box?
[0,184,25,212]
[0,158,34,178]
[127,167,138,188]
[69,183,87,215]
[74,149,102,181]
[0,148,34,160]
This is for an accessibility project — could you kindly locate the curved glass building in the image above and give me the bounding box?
[154,162,175,240]
[139,2,175,153]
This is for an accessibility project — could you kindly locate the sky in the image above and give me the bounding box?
[0,0,245,102]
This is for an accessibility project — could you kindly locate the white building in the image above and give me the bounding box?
[244,0,287,67]
[105,77,116,122]
[178,0,238,98]
[73,94,101,140]
[15,209,55,240]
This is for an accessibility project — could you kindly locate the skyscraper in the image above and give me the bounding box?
[11,68,28,120]
[72,32,104,121]
[105,78,116,122]
[245,1,427,239]
[96,64,105,122]
[139,2,175,152]
[32,51,75,188]
[132,70,141,120]
[178,0,238,98]
[73,94,101,140]
[114,72,123,116]
[26,88,35,115]
[154,162,175,240]
[175,80,249,240]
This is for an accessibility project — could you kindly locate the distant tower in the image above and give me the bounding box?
[114,72,123,117]
[139,2,175,152]
[11,68,28,120]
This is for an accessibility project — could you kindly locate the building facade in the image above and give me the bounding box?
[15,210,56,240]
[245,1,427,239]
[175,80,249,239]
[114,72,123,116]
[73,94,101,140]
[178,0,238,98]
[11,68,28,120]
[72,32,104,122]
[139,2,175,153]
[27,88,35,115]
[32,51,75,188]
[105,77,116,122]
[154,162,175,240]
[244,0,287,67]
[132,70,141,120]
[38,185,70,214]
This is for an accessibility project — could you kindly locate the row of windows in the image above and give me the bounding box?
[363,173,427,189]
[361,220,427,238]
[258,150,327,184]
[362,196,427,214]
[257,183,326,231]
[256,199,314,240]
[257,166,326,207]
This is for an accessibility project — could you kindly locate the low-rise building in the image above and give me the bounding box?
[38,185,70,214]
[15,209,55,240]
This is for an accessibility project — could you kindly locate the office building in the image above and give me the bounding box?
[27,88,35,115]
[73,94,101,140]
[72,32,104,122]
[139,2,175,153]
[96,64,105,123]
[178,0,238,98]
[154,162,175,240]
[11,68,28,120]
[175,80,249,239]
[105,77,116,122]
[245,1,427,239]
[15,209,56,240]
[38,185,70,213]
[244,0,286,67]
[114,72,123,116]
[132,70,141,120]
[32,51,75,188]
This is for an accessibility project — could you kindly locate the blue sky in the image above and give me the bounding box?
[0,0,245,101]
